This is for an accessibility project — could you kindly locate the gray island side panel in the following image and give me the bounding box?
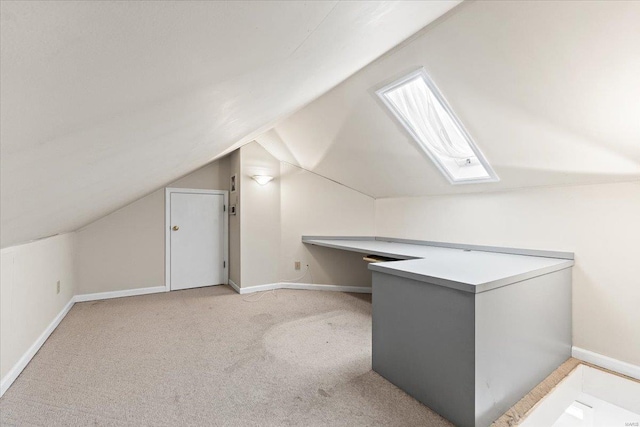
[372,271,477,427]
[474,268,572,426]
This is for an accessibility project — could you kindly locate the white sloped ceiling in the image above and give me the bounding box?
[257,1,640,198]
[0,0,460,248]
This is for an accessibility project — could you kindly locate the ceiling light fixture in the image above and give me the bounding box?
[252,175,274,185]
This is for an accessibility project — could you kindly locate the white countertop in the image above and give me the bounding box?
[302,237,574,293]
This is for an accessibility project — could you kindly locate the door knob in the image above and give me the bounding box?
[172,225,179,231]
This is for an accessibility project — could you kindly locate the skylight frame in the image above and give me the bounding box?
[375,68,499,185]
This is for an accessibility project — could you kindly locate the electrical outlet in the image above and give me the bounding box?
[56,280,61,294]
[294,261,301,270]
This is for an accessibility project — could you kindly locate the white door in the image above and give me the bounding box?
[169,192,225,290]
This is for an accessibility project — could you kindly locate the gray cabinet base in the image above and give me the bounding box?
[372,269,571,427]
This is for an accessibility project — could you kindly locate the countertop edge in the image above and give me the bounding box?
[303,236,575,293]
[302,235,574,260]
[368,260,575,293]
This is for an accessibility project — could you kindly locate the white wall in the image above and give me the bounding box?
[229,150,241,286]
[279,162,375,288]
[240,142,281,288]
[375,181,640,366]
[234,141,376,290]
[0,234,76,379]
[74,159,229,294]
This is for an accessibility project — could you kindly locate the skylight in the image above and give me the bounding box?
[376,69,498,184]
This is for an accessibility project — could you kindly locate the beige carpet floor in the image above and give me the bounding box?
[0,286,453,426]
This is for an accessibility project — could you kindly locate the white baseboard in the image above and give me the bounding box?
[0,297,75,397]
[74,286,166,302]
[1,280,368,397]
[572,346,640,380]
[228,279,241,294]
[1,285,167,397]
[278,283,372,294]
[236,282,372,295]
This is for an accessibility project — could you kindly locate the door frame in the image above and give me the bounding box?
[165,188,229,292]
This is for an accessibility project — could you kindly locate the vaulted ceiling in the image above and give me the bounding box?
[0,0,460,247]
[257,1,640,198]
[3,1,639,249]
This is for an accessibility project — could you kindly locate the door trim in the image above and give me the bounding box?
[165,188,229,292]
